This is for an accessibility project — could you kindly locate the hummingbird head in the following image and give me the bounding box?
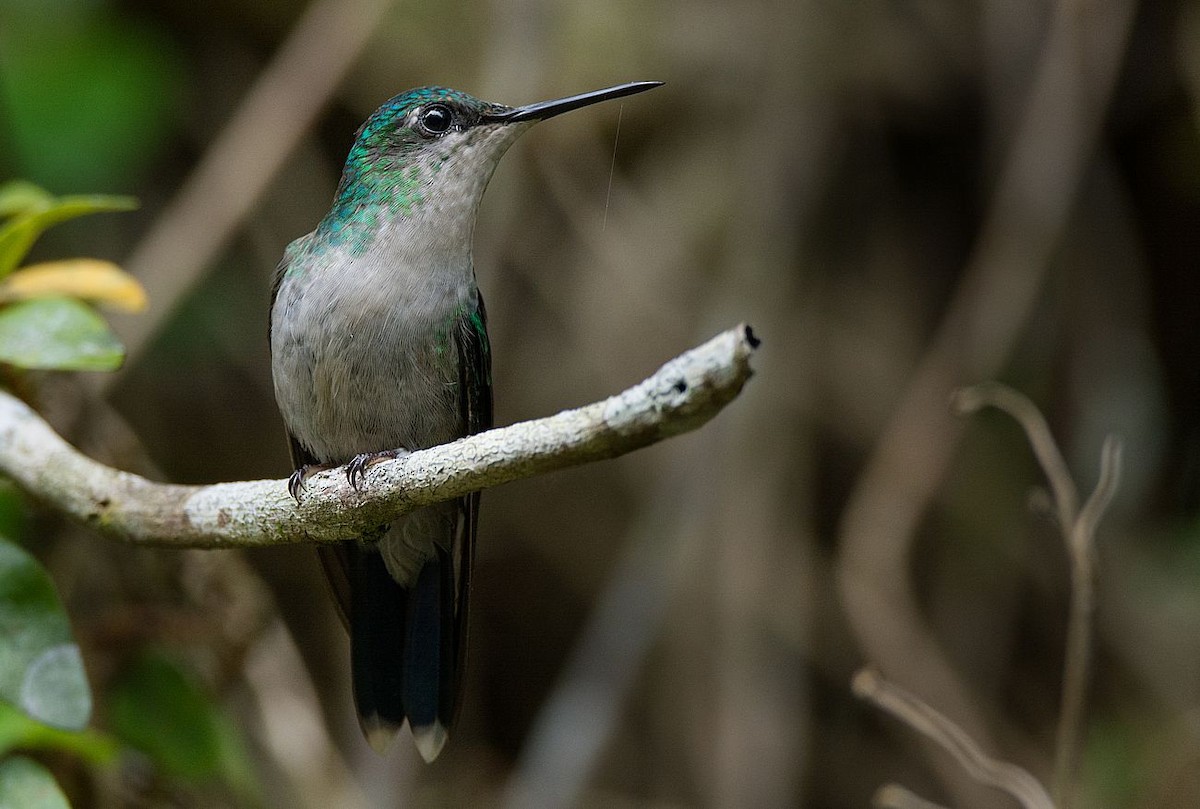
[321,82,662,254]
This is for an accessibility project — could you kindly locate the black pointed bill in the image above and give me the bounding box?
[483,81,663,124]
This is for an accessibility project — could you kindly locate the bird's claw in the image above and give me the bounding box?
[346,448,410,491]
[287,463,334,504]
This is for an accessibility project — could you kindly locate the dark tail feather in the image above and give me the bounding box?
[349,548,407,751]
[348,544,459,762]
[401,546,457,762]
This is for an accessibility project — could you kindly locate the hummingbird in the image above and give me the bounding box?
[269,80,662,762]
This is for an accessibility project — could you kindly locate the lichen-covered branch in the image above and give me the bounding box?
[0,326,756,553]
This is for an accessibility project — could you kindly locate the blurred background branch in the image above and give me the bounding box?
[854,668,1055,809]
[836,1,1136,803]
[954,383,1123,808]
[99,0,397,388]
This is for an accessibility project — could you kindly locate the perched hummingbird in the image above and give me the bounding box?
[269,81,662,762]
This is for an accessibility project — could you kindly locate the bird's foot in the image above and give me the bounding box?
[346,448,410,491]
[288,463,336,504]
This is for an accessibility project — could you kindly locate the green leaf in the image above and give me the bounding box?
[108,653,257,796]
[0,196,137,278]
[0,703,115,763]
[0,756,70,809]
[0,183,53,219]
[0,298,124,372]
[0,537,91,730]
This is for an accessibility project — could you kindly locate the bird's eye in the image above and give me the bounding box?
[419,104,453,136]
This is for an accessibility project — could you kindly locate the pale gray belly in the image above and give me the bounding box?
[271,274,466,465]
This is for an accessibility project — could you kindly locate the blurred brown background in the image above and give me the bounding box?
[2,0,1199,806]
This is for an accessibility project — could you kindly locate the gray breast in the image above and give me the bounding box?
[271,246,471,465]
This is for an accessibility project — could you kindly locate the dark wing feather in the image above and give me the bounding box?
[443,291,492,724]
[458,291,494,441]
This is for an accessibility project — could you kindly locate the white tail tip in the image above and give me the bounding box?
[411,720,448,763]
[362,715,401,754]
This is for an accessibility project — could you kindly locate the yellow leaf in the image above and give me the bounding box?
[0,260,147,312]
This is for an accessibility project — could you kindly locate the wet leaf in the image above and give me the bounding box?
[0,298,124,372]
[0,537,91,730]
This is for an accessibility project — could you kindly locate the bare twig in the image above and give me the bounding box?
[853,669,1055,809]
[1054,435,1121,805]
[952,384,1079,526]
[1075,436,1123,545]
[954,383,1123,808]
[0,327,755,563]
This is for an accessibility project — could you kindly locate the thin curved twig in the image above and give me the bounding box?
[1053,435,1121,804]
[952,384,1079,526]
[1075,436,1122,545]
[853,669,1055,809]
[954,384,1123,807]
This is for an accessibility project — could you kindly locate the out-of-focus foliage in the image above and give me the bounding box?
[0,0,183,190]
[0,299,125,372]
[0,180,152,807]
[0,756,71,809]
[0,182,141,371]
[0,260,147,312]
[0,486,27,543]
[0,536,90,731]
[0,703,115,763]
[0,183,136,277]
[108,653,261,801]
